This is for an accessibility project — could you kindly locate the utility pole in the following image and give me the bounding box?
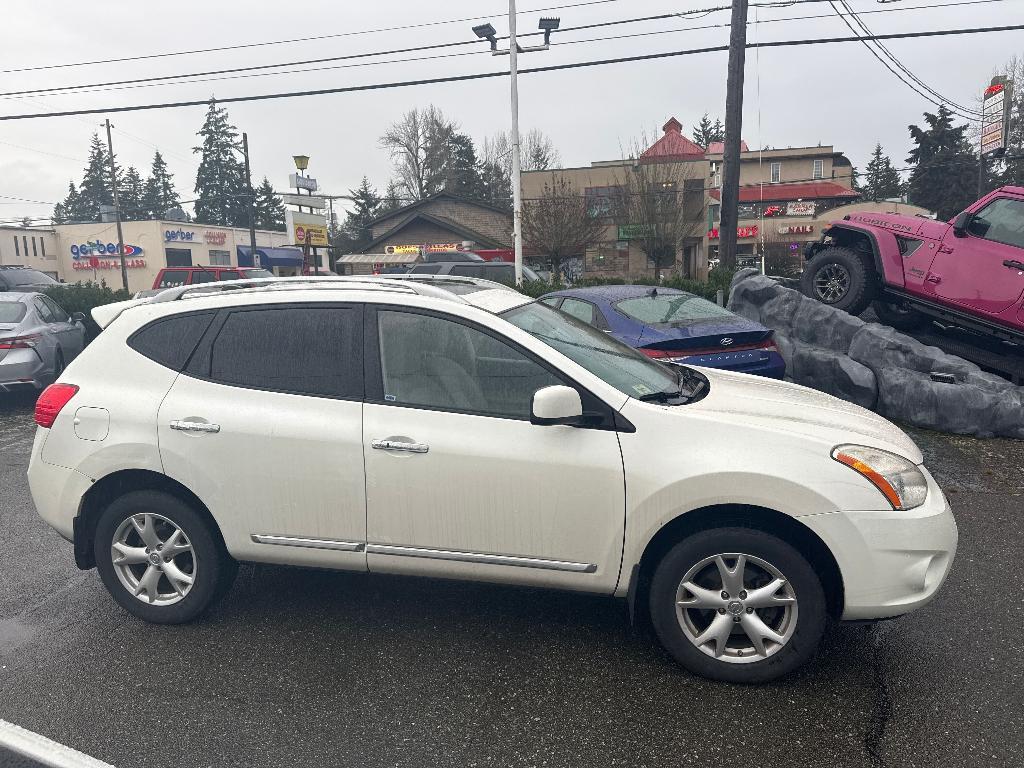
[508,0,524,286]
[242,133,258,271]
[104,119,128,292]
[717,0,749,271]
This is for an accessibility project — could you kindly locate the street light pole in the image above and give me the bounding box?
[508,0,524,287]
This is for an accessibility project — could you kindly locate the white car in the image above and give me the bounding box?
[27,275,957,682]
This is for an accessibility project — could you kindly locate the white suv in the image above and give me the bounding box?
[27,276,957,682]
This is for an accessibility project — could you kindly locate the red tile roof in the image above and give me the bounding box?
[639,117,706,162]
[708,181,859,203]
[705,140,750,154]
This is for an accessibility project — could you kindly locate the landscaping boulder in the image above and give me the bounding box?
[789,345,877,409]
[789,298,865,353]
[849,323,979,379]
[727,273,783,324]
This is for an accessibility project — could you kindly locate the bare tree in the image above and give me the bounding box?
[760,228,802,277]
[482,128,561,180]
[611,149,705,281]
[522,174,605,280]
[380,106,456,200]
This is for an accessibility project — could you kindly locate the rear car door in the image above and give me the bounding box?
[362,306,626,593]
[927,195,1024,316]
[39,295,84,360]
[157,302,367,570]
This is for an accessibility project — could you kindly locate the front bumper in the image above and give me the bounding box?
[799,467,958,620]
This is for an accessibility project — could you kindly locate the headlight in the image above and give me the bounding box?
[832,444,928,510]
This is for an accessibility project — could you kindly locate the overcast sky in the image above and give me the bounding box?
[1,0,1020,224]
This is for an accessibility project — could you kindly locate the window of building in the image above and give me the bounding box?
[584,186,622,218]
[770,162,781,183]
[165,248,193,267]
[709,204,721,224]
[40,238,46,257]
[14,236,20,258]
[207,306,361,399]
[208,249,231,266]
[31,237,38,258]
[812,159,824,180]
[714,172,722,188]
[22,236,28,258]
[375,310,560,419]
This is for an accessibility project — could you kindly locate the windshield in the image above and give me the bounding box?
[0,301,27,323]
[502,301,683,399]
[241,269,274,279]
[2,269,58,287]
[615,292,735,327]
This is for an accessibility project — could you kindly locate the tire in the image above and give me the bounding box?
[51,350,64,384]
[649,527,826,683]
[801,246,875,315]
[871,300,928,331]
[94,490,237,624]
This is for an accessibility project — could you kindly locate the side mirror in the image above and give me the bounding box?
[71,312,87,324]
[531,385,583,426]
[952,211,973,237]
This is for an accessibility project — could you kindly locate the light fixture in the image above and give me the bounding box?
[292,155,310,171]
[473,23,498,51]
[538,16,560,45]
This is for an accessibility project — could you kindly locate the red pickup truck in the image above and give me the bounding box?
[801,186,1024,341]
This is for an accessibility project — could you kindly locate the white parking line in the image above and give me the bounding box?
[0,721,114,768]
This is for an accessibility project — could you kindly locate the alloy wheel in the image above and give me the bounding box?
[813,263,851,303]
[675,553,798,664]
[110,513,197,606]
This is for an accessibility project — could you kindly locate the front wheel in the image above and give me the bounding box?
[94,490,237,624]
[649,527,826,683]
[801,246,875,315]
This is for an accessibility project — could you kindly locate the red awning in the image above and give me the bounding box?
[709,181,859,203]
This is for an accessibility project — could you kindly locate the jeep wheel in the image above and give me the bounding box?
[871,300,928,331]
[801,246,875,315]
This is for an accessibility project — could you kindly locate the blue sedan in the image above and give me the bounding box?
[539,285,786,379]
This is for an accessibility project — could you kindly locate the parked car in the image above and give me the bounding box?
[28,275,956,682]
[540,285,785,379]
[406,261,541,285]
[802,185,1024,340]
[0,265,61,292]
[420,251,485,263]
[153,266,274,289]
[0,292,85,391]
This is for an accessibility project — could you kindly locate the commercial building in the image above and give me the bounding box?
[0,220,302,294]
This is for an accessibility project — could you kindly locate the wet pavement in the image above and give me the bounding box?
[0,390,1021,768]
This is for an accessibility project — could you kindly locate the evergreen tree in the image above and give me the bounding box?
[252,177,285,231]
[77,133,117,222]
[710,118,724,144]
[998,56,1023,187]
[906,106,979,219]
[341,177,382,251]
[119,166,145,220]
[379,181,404,215]
[193,99,247,226]
[52,181,83,224]
[142,151,179,219]
[477,159,512,211]
[692,113,715,148]
[863,143,903,201]
[443,132,483,197]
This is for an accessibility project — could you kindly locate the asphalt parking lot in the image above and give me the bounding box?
[1,389,1021,768]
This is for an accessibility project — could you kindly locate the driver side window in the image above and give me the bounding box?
[376,310,561,419]
[967,198,1024,249]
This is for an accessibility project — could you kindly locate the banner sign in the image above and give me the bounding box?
[286,209,329,247]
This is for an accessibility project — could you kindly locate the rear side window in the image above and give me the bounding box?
[42,296,69,322]
[206,306,361,398]
[33,297,55,323]
[449,265,484,278]
[128,312,215,371]
[410,264,442,275]
[157,270,188,288]
[0,301,27,322]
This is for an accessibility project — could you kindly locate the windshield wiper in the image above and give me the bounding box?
[638,389,678,403]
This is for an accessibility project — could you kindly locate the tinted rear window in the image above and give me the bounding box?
[128,312,215,371]
[206,306,361,398]
[0,301,27,323]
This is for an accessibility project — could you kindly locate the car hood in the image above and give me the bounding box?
[685,367,922,462]
[842,211,950,241]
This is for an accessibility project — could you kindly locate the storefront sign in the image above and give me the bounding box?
[289,173,319,192]
[164,228,198,243]
[616,224,653,240]
[707,226,758,239]
[286,209,329,247]
[981,80,1011,156]
[383,243,468,255]
[385,245,421,255]
[280,193,326,209]
[762,205,785,218]
[73,258,146,270]
[778,224,815,235]
[786,201,816,217]
[71,241,143,258]
[424,243,466,253]
[204,231,227,245]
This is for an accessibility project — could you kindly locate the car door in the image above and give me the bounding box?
[157,302,368,571]
[40,295,84,360]
[362,305,626,593]
[926,195,1024,316]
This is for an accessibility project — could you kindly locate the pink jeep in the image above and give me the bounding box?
[801,186,1024,340]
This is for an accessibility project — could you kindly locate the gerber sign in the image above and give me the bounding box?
[70,241,144,258]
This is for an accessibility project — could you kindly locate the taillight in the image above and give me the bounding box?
[0,333,42,350]
[34,383,79,428]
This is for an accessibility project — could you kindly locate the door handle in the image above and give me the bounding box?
[371,439,429,454]
[1003,259,1024,271]
[169,420,221,434]
[925,274,942,284]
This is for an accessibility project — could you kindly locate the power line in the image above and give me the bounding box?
[0,0,626,76]
[1,0,1006,101]
[1,23,1019,123]
[0,140,84,163]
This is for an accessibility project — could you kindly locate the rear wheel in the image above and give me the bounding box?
[50,349,64,384]
[649,527,826,683]
[871,300,928,331]
[94,490,237,624]
[801,246,875,315]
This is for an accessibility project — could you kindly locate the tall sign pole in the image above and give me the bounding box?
[717,0,749,271]
[242,133,258,270]
[104,119,128,291]
[508,0,524,287]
